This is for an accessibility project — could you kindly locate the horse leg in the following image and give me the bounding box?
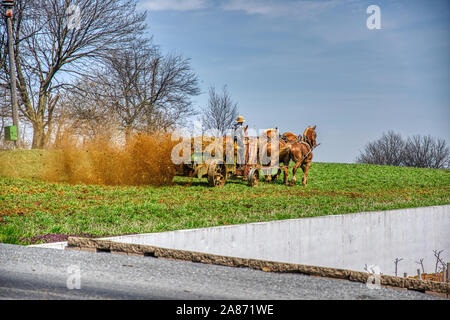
[290,161,302,186]
[302,161,311,186]
[283,166,289,185]
[271,168,281,182]
[281,158,290,186]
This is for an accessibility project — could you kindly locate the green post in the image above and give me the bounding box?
[4,125,18,141]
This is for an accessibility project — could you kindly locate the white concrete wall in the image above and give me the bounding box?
[103,205,450,276]
[29,241,67,250]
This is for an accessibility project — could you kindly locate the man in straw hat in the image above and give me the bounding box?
[233,116,248,167]
[233,116,246,137]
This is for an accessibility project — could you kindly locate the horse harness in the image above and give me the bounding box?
[279,132,319,164]
[297,135,318,164]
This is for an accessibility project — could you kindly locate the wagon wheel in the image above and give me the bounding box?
[207,161,227,188]
[247,168,260,187]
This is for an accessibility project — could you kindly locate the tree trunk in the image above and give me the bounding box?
[31,94,49,149]
[32,121,45,149]
[125,126,132,145]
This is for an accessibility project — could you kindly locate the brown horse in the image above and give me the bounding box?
[290,125,318,186]
[272,125,318,186]
[256,129,293,184]
[257,131,296,185]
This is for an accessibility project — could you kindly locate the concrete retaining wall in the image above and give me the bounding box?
[97,205,450,276]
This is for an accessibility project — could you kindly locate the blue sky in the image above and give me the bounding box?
[139,0,449,163]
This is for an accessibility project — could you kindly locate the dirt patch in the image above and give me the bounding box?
[278,189,365,199]
[0,208,29,218]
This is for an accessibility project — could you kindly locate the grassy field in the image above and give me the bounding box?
[0,150,449,245]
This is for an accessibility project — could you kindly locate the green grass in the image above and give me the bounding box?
[0,151,449,245]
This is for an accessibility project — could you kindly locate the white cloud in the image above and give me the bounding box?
[221,0,345,18]
[140,0,208,11]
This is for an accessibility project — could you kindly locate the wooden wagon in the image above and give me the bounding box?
[174,135,277,187]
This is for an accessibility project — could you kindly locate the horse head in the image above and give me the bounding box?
[301,125,318,148]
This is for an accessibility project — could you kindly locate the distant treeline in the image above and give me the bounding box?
[356,131,449,169]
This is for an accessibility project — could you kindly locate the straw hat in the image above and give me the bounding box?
[236,116,245,123]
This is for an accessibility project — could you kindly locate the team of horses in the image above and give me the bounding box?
[175,125,319,187]
[261,125,318,186]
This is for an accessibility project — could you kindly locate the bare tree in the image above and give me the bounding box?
[0,88,9,148]
[403,135,449,169]
[52,79,119,144]
[433,249,446,275]
[143,52,200,132]
[0,0,146,149]
[357,131,449,169]
[415,258,425,274]
[93,40,199,140]
[356,131,405,166]
[394,258,403,277]
[201,85,239,136]
[0,86,9,126]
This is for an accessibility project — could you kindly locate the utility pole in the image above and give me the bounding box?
[3,0,20,148]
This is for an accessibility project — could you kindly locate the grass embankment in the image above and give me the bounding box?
[0,150,449,245]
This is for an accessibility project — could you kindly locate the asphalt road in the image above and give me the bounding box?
[0,243,442,300]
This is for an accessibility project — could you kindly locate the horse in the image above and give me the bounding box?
[271,125,318,186]
[290,125,318,186]
[255,129,293,184]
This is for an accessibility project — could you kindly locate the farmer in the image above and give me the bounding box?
[233,116,246,142]
[233,116,247,166]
